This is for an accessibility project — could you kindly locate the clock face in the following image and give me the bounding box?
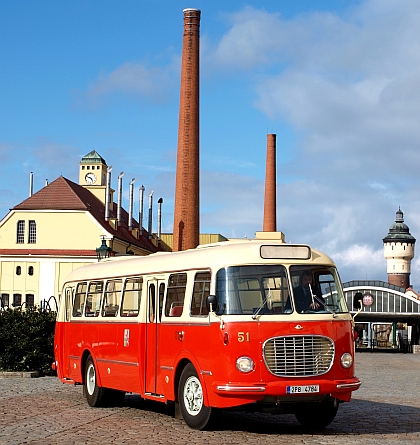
[85,172,97,184]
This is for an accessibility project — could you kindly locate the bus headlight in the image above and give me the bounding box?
[236,356,254,373]
[340,353,353,369]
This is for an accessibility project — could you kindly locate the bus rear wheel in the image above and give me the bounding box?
[84,355,106,407]
[178,363,213,430]
[295,403,338,429]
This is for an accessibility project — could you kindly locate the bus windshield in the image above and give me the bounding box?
[215,264,348,316]
[216,265,291,315]
[289,265,348,314]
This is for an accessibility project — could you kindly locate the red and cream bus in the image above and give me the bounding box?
[53,239,361,430]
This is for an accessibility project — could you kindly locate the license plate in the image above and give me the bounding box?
[286,385,319,394]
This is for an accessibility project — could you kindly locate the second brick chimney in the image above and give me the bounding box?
[263,134,277,232]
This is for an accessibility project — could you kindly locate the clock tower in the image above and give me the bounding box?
[79,150,108,203]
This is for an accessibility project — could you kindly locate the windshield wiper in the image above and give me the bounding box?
[252,289,272,320]
[309,284,337,318]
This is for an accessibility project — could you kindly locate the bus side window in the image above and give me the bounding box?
[86,281,104,317]
[158,282,165,321]
[72,282,87,317]
[149,284,156,322]
[102,279,122,317]
[191,271,211,316]
[64,287,73,321]
[165,273,187,317]
[121,277,143,317]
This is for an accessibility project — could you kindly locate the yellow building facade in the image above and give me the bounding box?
[0,151,161,308]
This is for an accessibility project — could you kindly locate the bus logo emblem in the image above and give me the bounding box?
[294,325,303,330]
[124,329,130,346]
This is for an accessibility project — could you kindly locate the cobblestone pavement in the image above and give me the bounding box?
[1,352,420,445]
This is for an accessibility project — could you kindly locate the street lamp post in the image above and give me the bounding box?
[96,237,112,261]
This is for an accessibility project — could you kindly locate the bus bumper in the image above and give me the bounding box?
[212,377,361,403]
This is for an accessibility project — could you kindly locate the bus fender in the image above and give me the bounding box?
[81,349,104,388]
[173,351,211,407]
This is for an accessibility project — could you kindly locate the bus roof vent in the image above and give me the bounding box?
[260,245,311,260]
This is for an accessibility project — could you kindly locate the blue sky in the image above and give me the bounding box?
[2,0,420,288]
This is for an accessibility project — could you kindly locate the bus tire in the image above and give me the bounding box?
[295,403,338,429]
[84,355,106,407]
[178,363,213,430]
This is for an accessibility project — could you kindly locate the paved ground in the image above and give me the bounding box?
[1,352,420,445]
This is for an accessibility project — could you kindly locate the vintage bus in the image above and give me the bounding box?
[53,239,361,430]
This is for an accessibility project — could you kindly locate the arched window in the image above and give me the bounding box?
[28,266,34,276]
[16,221,25,243]
[28,220,36,244]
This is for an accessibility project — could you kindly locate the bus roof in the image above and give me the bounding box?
[62,239,335,285]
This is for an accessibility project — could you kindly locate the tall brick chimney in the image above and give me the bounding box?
[263,134,277,232]
[173,8,201,252]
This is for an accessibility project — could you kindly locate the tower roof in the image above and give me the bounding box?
[80,150,107,165]
[383,208,416,243]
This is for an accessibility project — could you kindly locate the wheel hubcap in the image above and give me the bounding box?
[183,375,203,416]
[86,363,95,396]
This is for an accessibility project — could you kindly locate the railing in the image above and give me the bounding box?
[0,296,58,312]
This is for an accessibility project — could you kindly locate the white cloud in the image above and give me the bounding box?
[205,8,287,71]
[332,244,386,283]
[85,60,177,106]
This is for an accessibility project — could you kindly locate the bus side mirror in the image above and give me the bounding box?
[353,292,363,310]
[206,295,218,313]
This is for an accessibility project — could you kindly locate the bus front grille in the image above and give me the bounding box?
[263,336,334,377]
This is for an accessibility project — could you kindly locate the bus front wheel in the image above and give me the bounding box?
[295,403,338,429]
[84,355,106,407]
[178,363,213,430]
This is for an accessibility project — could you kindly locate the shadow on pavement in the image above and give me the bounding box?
[123,394,420,435]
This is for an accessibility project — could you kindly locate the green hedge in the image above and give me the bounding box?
[0,306,56,374]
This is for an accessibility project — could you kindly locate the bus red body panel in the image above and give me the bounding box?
[53,240,361,428]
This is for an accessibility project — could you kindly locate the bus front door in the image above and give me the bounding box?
[145,278,165,395]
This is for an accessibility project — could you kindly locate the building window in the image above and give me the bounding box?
[28,266,34,276]
[16,266,21,275]
[26,294,35,307]
[1,294,9,308]
[28,220,36,244]
[16,220,25,243]
[13,294,22,307]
